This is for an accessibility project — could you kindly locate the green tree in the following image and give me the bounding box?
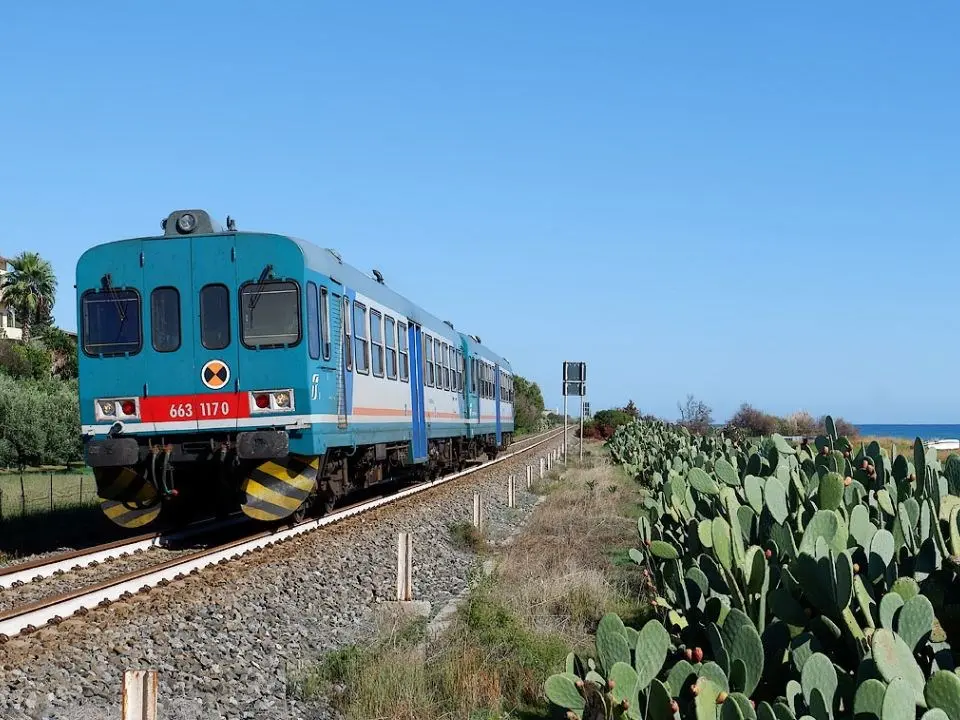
[0,251,57,342]
[38,326,77,380]
[513,375,545,434]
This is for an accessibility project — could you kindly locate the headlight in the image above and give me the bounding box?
[274,391,290,408]
[176,213,197,233]
[98,400,116,416]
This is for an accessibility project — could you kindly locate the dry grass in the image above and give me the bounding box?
[291,442,646,719]
[857,435,958,463]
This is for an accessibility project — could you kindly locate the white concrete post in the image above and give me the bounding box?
[473,492,482,529]
[396,533,413,601]
[526,465,532,490]
[508,475,516,508]
[122,670,158,720]
[539,457,545,479]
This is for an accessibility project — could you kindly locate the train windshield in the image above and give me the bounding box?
[81,289,142,356]
[240,281,301,348]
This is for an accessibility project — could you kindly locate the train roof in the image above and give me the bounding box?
[79,219,512,370]
[291,235,512,369]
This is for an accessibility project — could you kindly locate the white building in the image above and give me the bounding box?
[0,257,23,340]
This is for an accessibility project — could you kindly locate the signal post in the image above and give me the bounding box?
[562,362,587,462]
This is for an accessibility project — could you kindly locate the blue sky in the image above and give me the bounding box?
[1,2,957,423]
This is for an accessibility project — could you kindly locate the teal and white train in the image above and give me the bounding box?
[76,209,515,528]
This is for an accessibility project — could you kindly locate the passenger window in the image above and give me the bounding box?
[320,287,331,360]
[385,316,397,380]
[370,309,384,377]
[437,339,446,389]
[398,322,409,382]
[82,288,142,356]
[240,281,300,348]
[200,284,230,351]
[471,358,477,394]
[342,296,352,370]
[424,334,434,386]
[442,343,450,390]
[150,287,181,353]
[306,282,320,360]
[353,302,369,373]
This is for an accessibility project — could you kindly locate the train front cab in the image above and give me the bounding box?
[78,211,338,528]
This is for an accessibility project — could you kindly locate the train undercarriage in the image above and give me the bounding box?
[89,431,513,529]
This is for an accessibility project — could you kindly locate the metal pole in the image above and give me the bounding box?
[563,395,568,462]
[580,394,585,462]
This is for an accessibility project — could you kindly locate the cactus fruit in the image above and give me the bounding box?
[693,647,704,663]
[717,691,729,704]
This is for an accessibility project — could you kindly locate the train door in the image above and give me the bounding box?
[141,238,199,429]
[327,288,347,429]
[191,236,240,427]
[408,323,428,462]
[494,364,502,447]
[468,354,480,432]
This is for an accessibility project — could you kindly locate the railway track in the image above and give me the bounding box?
[0,428,568,642]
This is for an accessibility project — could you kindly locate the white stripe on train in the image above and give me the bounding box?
[82,412,513,436]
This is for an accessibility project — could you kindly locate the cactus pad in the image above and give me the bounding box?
[597,613,631,674]
[898,594,935,651]
[745,475,764,515]
[800,652,837,712]
[651,540,681,560]
[634,618,669,690]
[544,674,586,712]
[818,472,845,511]
[924,670,960,720]
[689,467,720,496]
[883,677,920,720]
[608,661,639,706]
[853,678,886,720]
[716,457,741,486]
[872,628,926,706]
[765,476,789,525]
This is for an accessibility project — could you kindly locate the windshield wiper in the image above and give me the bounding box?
[248,264,274,310]
[102,273,126,322]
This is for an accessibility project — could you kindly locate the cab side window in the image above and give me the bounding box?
[200,284,230,351]
[151,287,181,353]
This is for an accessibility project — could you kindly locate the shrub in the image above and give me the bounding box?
[0,375,81,468]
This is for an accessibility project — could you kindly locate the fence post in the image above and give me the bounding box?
[396,533,413,602]
[0,487,3,521]
[19,473,25,515]
[79,474,83,504]
[49,474,54,512]
[526,465,532,490]
[539,457,545,480]
[121,669,158,720]
[507,475,515,508]
[473,492,482,529]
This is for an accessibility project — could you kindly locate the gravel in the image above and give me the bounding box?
[0,435,566,720]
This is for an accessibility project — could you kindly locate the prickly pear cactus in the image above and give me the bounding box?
[548,417,960,720]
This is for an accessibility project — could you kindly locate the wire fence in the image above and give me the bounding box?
[0,472,99,520]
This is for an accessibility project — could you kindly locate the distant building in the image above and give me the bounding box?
[0,257,22,340]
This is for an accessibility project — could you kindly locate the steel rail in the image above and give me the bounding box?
[0,515,248,590]
[0,428,567,640]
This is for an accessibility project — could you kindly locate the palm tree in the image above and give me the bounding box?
[0,252,57,342]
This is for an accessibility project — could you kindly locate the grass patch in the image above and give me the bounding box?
[0,472,98,520]
[449,521,488,553]
[291,441,650,719]
[291,581,567,720]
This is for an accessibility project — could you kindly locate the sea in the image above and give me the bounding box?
[856,424,960,441]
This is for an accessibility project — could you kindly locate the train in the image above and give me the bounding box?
[76,209,515,529]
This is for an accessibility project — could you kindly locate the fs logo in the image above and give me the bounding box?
[310,373,320,400]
